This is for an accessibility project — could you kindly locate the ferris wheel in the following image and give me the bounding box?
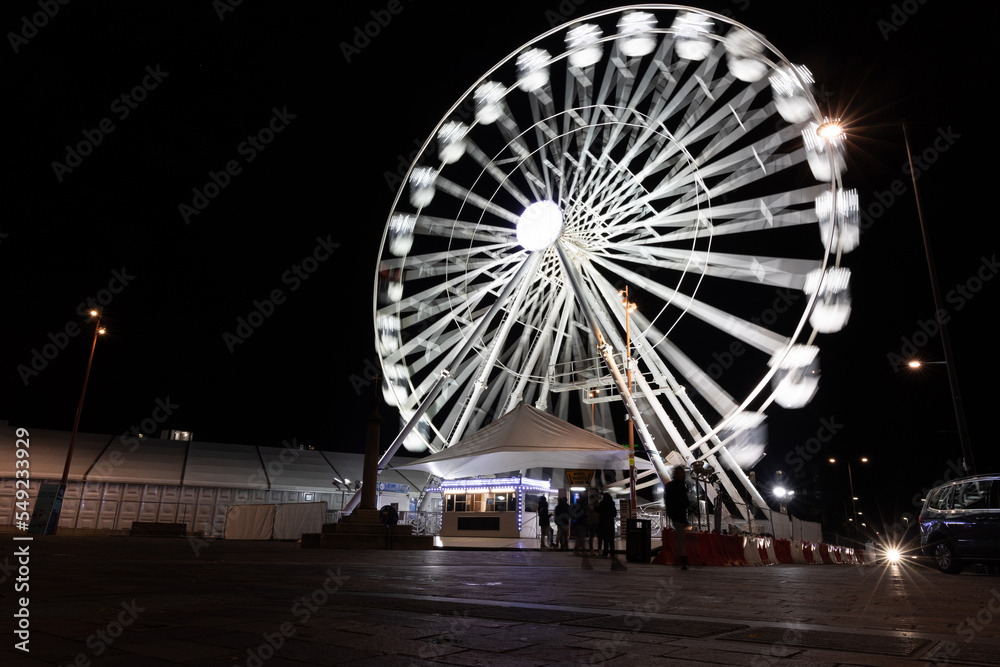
[373,5,856,518]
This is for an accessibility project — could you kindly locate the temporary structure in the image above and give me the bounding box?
[396,403,651,479]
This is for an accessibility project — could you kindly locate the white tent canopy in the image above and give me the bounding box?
[396,404,651,479]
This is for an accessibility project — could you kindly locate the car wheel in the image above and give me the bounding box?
[933,541,962,574]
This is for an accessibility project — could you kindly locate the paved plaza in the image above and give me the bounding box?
[4,535,1000,666]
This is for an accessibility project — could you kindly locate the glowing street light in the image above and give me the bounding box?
[47,309,107,534]
[907,360,944,369]
[829,456,868,542]
[816,119,845,140]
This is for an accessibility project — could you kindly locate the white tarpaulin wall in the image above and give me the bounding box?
[224,504,276,540]
[224,502,327,540]
[396,404,652,478]
[273,502,327,539]
[765,510,823,543]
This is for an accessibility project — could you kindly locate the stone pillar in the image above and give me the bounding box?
[359,402,381,512]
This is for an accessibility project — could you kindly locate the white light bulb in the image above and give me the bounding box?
[517,201,564,251]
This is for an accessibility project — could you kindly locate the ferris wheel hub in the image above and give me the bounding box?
[516,200,564,251]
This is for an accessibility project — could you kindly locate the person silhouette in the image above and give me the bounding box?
[537,494,553,549]
[666,465,691,570]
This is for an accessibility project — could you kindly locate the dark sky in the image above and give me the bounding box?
[4,1,995,532]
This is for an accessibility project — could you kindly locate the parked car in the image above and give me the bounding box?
[919,474,1000,574]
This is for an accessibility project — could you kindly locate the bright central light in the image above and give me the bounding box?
[885,547,902,563]
[517,200,563,251]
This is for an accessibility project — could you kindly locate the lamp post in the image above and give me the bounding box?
[901,121,975,476]
[773,485,794,515]
[905,358,973,474]
[829,457,867,541]
[618,287,638,519]
[49,309,106,534]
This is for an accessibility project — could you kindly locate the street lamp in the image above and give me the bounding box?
[829,457,867,541]
[618,286,639,519]
[48,309,106,534]
[901,120,975,476]
[773,485,795,515]
[905,359,971,474]
[816,119,845,140]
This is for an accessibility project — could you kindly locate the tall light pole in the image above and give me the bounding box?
[903,121,974,476]
[48,309,106,534]
[829,457,867,541]
[618,287,638,519]
[816,118,974,473]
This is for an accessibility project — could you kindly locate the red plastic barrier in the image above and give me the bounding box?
[685,531,706,566]
[773,539,795,564]
[724,535,749,565]
[757,537,772,565]
[653,528,678,565]
[656,535,867,567]
[708,533,732,566]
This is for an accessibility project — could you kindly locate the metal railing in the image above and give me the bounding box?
[399,510,442,536]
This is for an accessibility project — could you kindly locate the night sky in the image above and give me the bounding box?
[4,1,996,534]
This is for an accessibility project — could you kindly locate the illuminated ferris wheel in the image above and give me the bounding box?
[373,5,856,518]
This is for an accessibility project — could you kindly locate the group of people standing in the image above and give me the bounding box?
[536,491,617,557]
[536,466,691,569]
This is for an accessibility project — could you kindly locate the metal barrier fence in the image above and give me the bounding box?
[399,510,443,535]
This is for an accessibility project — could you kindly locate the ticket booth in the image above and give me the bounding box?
[436,476,551,538]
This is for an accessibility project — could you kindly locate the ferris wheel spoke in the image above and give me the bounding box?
[504,282,570,414]
[389,252,541,421]
[493,111,549,202]
[607,246,821,289]
[385,254,530,368]
[462,140,535,210]
[415,215,517,244]
[434,175,524,225]
[623,184,826,240]
[433,354,484,442]
[591,255,789,355]
[534,284,577,410]
[399,245,516,280]
[670,77,766,148]
[467,343,526,435]
[527,91,566,199]
[441,251,544,445]
[637,316,740,418]
[654,45,726,127]
[580,264,736,418]
[385,254,523,322]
